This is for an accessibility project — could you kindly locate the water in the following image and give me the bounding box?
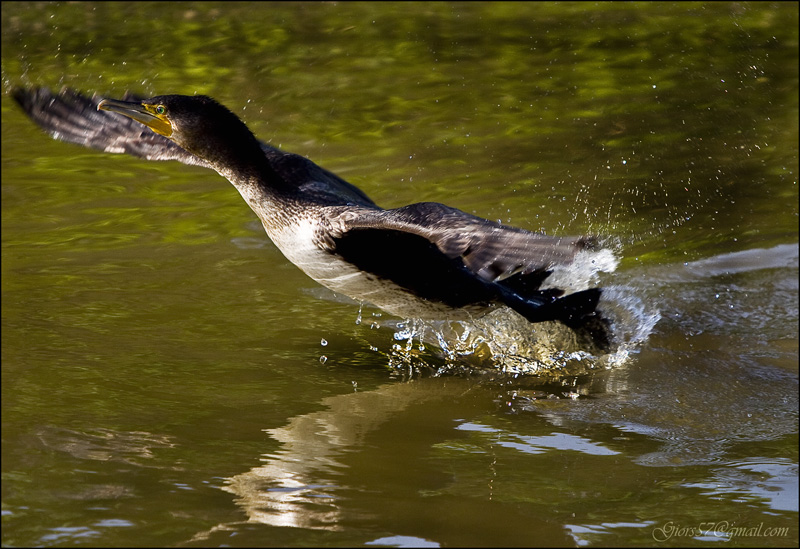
[2,2,797,547]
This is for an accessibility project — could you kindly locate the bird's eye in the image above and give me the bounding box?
[155,105,166,115]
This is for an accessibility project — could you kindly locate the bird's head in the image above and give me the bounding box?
[98,94,265,175]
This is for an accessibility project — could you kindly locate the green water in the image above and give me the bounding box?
[2,2,797,547]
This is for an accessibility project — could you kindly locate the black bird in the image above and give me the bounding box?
[12,87,612,348]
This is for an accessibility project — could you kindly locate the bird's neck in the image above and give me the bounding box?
[193,133,297,198]
[190,132,326,233]
[208,151,309,237]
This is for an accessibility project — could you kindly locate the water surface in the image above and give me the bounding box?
[2,2,797,547]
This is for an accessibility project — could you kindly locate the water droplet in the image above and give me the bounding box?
[320,338,328,346]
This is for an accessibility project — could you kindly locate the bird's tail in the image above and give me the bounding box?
[499,287,613,350]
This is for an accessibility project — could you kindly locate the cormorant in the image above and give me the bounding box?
[12,87,612,348]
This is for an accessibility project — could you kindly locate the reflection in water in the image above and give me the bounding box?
[35,426,177,467]
[365,534,440,547]
[222,379,466,532]
[455,423,620,456]
[685,458,799,513]
[196,370,795,540]
[189,245,796,541]
[186,378,479,539]
[186,376,575,545]
[681,244,798,278]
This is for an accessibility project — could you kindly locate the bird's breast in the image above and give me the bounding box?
[266,218,487,320]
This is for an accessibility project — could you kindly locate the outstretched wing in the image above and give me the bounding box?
[323,203,607,343]
[12,87,212,167]
[12,87,377,207]
[324,202,592,284]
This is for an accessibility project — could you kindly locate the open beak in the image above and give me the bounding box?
[98,98,173,137]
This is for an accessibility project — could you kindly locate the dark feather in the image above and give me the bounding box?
[325,202,590,284]
[325,204,607,331]
[12,87,211,167]
[12,87,376,208]
[331,227,499,309]
[12,86,612,348]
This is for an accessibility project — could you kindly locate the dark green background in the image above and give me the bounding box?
[2,2,797,547]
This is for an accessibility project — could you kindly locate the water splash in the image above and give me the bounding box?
[385,294,658,378]
[379,246,659,378]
